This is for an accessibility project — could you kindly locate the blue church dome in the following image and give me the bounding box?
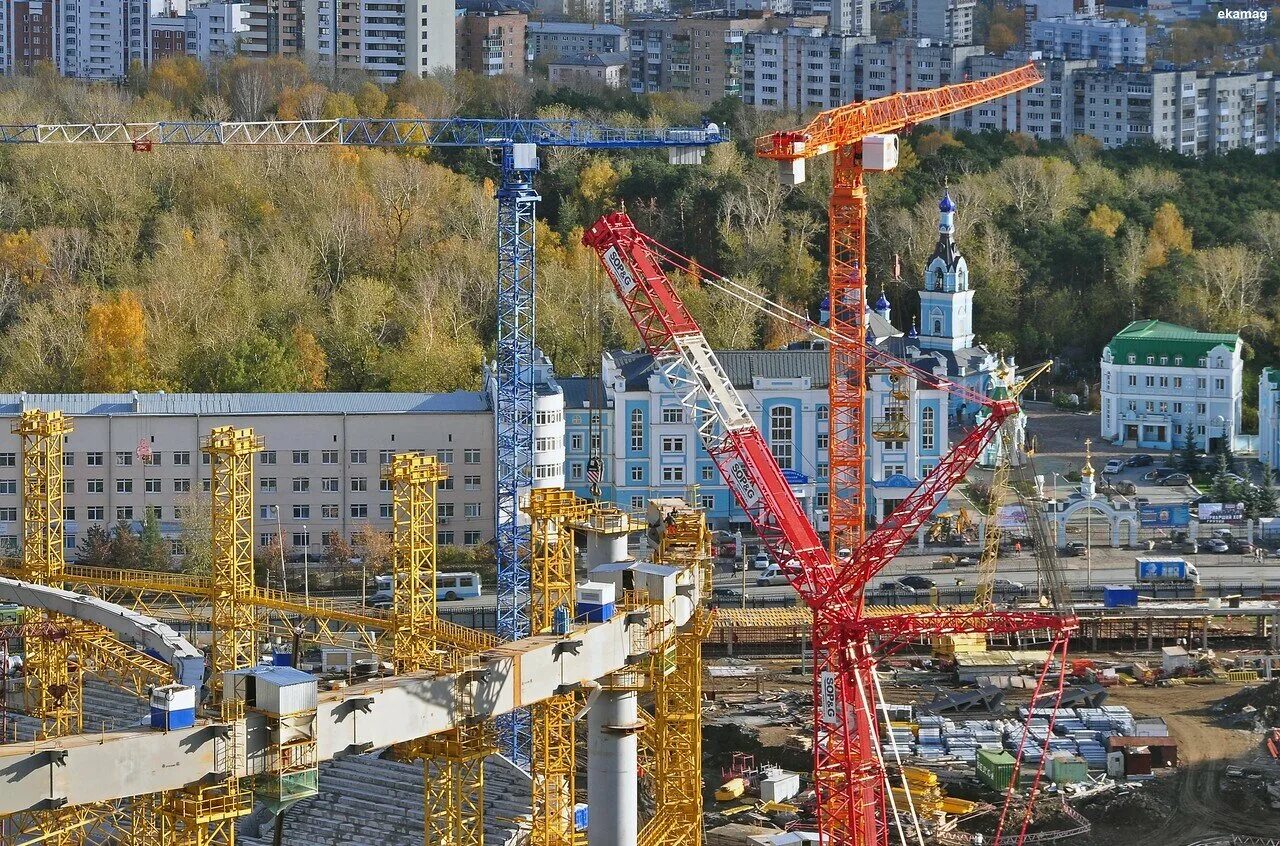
[874,292,891,311]
[907,320,919,340]
[939,191,956,213]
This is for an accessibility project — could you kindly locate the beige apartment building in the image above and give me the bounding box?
[0,392,496,559]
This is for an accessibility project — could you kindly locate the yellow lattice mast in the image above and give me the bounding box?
[383,452,449,674]
[526,488,590,846]
[13,409,70,585]
[202,425,264,710]
[640,504,712,846]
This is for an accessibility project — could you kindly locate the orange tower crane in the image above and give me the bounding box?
[755,64,1043,559]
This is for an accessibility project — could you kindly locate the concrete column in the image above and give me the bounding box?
[585,531,629,570]
[588,687,640,846]
[1201,617,1209,650]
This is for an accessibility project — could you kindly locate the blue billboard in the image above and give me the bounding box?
[1139,503,1190,528]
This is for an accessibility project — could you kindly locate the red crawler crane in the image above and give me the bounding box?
[583,213,1078,846]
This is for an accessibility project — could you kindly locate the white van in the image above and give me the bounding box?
[756,564,789,586]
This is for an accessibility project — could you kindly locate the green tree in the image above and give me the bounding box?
[1256,467,1278,517]
[176,493,212,576]
[139,511,169,571]
[1177,438,1199,472]
[76,524,113,565]
[186,333,304,392]
[108,520,143,569]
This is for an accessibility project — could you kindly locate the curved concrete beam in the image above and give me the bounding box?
[0,576,204,687]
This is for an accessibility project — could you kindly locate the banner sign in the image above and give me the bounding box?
[1198,502,1245,524]
[1139,503,1191,528]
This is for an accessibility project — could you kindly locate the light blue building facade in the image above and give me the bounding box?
[559,190,1014,528]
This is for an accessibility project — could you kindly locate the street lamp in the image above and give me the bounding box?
[302,524,310,607]
[269,504,288,595]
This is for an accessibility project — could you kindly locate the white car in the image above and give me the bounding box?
[1103,459,1125,474]
[752,552,771,570]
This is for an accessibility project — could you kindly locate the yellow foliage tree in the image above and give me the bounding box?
[293,326,328,390]
[988,23,1018,55]
[323,93,359,120]
[0,230,50,286]
[916,130,963,158]
[1151,202,1193,254]
[355,82,389,117]
[574,157,620,222]
[84,290,148,391]
[1085,204,1125,238]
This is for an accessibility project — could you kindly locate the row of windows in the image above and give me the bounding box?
[257,530,485,547]
[1114,373,1225,391]
[627,404,830,455]
[1122,352,1222,367]
[40,447,484,468]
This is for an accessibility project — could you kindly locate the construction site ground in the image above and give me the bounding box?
[702,654,1280,845]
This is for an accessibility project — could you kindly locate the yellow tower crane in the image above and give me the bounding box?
[639,505,712,846]
[384,452,449,674]
[525,488,591,846]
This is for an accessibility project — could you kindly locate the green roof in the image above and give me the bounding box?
[1105,320,1238,367]
[1265,367,1280,387]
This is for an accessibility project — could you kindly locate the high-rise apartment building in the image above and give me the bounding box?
[742,26,867,111]
[856,37,982,101]
[526,21,625,61]
[244,0,456,82]
[456,9,524,76]
[0,0,59,75]
[1028,15,1146,67]
[148,3,245,64]
[907,0,975,45]
[0,0,149,80]
[827,0,868,35]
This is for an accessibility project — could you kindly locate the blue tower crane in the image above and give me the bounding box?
[0,115,728,764]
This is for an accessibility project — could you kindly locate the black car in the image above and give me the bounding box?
[711,587,744,603]
[898,575,937,591]
[1125,454,1153,467]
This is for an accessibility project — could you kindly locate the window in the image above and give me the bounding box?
[1146,356,1154,365]
[1197,378,1207,390]
[293,504,310,519]
[1198,357,1207,367]
[379,503,392,519]
[569,463,584,481]
[260,533,275,548]
[173,451,191,466]
[630,465,644,482]
[769,406,794,470]
[630,496,645,511]
[117,479,133,494]
[1174,377,1183,389]
[630,408,645,452]
[1,507,19,522]
[439,503,455,520]
[351,504,368,518]
[322,504,339,519]
[464,531,482,545]
[351,477,368,492]
[1127,354,1136,364]
[260,451,277,465]
[441,477,454,491]
[535,463,559,480]
[437,449,454,464]
[817,404,829,421]
[293,478,310,493]
[464,502,481,518]
[661,407,684,424]
[322,477,339,493]
[571,434,584,452]
[292,531,310,548]
[63,453,75,467]
[145,478,161,493]
[87,506,104,522]
[1145,401,1154,412]
[661,436,685,454]
[202,453,211,466]
[1145,376,1155,387]
[350,450,367,464]
[261,477,277,492]
[817,433,829,451]
[203,479,211,492]
[145,452,162,467]
[662,465,685,484]
[700,465,714,482]
[115,451,133,466]
[536,409,562,426]
[1215,378,1225,391]
[88,479,104,493]
[818,462,829,478]
[699,495,715,511]
[116,506,134,520]
[292,450,309,464]
[815,491,829,508]
[1173,402,1183,413]
[379,449,394,465]
[0,481,13,495]
[321,450,338,465]
[63,507,75,522]
[379,478,392,493]
[87,451,103,466]
[1160,356,1168,365]
[921,406,936,451]
[1127,375,1137,387]
[438,531,455,546]
[464,449,481,464]
[1197,403,1206,415]
[465,475,481,491]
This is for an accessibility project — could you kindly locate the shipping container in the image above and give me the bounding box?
[1047,754,1088,784]
[1123,747,1153,776]
[1103,585,1139,608]
[976,749,1016,791]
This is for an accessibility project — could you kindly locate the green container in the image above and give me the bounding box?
[1047,754,1088,785]
[977,749,1016,791]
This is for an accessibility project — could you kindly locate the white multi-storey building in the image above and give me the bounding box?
[1028,15,1146,67]
[244,0,455,83]
[1100,320,1243,451]
[1258,369,1280,473]
[907,0,975,45]
[856,38,984,102]
[742,26,865,111]
[0,392,506,559]
[148,3,246,64]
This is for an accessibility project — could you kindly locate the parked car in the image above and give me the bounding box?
[878,575,936,594]
[1203,538,1230,553]
[1060,541,1087,557]
[1231,541,1255,555]
[1111,480,1137,495]
[711,587,745,603]
[991,578,1026,595]
[751,552,771,570]
[1144,468,1181,481]
[368,589,393,610]
[1158,473,1192,486]
[756,565,790,587]
[1125,454,1154,467]
[1103,459,1125,474]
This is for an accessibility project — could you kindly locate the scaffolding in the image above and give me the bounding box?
[383,452,449,674]
[414,723,495,846]
[640,505,712,846]
[202,425,265,711]
[525,488,590,846]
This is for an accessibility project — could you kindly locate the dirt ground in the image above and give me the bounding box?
[703,658,1280,845]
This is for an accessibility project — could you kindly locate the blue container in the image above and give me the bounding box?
[1103,586,1138,608]
[575,602,615,623]
[573,803,589,832]
[150,706,196,730]
[554,605,573,635]
[272,651,294,666]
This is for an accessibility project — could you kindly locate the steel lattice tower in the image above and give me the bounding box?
[494,148,540,766]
